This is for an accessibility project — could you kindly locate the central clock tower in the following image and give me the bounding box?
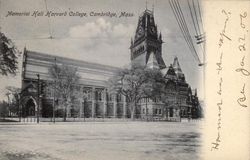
[130,9,166,69]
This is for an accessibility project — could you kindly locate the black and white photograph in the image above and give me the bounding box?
[0,0,249,160]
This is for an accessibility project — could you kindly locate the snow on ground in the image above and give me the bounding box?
[0,121,202,160]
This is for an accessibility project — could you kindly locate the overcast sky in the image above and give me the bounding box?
[0,0,205,100]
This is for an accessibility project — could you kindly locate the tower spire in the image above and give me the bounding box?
[130,8,166,69]
[173,57,185,80]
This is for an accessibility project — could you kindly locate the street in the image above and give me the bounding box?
[0,121,202,160]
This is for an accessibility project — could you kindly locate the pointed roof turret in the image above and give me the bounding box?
[164,64,177,80]
[166,64,176,75]
[173,56,185,81]
[146,52,159,69]
[134,8,158,42]
[158,32,162,41]
[173,56,182,72]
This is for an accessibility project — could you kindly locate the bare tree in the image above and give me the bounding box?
[48,63,80,122]
[108,64,165,119]
[0,31,20,76]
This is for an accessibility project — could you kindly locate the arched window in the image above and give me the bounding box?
[117,94,122,102]
[83,88,92,101]
[169,108,173,117]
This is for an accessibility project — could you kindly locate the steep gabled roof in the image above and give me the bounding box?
[156,54,166,69]
[145,51,166,69]
[146,52,159,69]
[172,57,185,80]
[164,65,177,80]
[22,49,120,87]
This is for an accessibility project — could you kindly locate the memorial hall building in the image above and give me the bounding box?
[20,9,201,121]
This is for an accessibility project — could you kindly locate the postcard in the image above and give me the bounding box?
[0,0,249,160]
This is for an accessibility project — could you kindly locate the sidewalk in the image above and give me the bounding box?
[0,117,203,125]
[0,117,134,125]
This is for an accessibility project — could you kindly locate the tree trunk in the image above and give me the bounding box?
[63,105,67,122]
[131,109,135,120]
[129,101,136,120]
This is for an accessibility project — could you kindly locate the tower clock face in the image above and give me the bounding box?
[150,26,156,34]
[136,26,144,39]
[138,26,144,36]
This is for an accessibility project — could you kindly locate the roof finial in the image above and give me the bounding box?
[146,0,148,10]
[159,32,162,40]
[152,3,154,13]
[24,45,27,53]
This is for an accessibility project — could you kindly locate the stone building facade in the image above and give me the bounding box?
[130,9,201,121]
[20,8,201,121]
[21,49,127,119]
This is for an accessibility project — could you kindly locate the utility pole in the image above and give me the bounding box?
[52,80,56,123]
[52,58,57,123]
[18,93,21,122]
[36,74,40,124]
[82,99,85,122]
[179,97,181,122]
[6,93,10,117]
[145,97,148,121]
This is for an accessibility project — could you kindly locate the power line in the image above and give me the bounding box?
[197,0,204,33]
[43,0,53,38]
[175,0,200,62]
[170,0,199,62]
[169,0,197,62]
[169,1,189,50]
[188,0,198,38]
[192,0,201,36]
[196,0,206,58]
[192,0,205,60]
[170,0,201,63]
[10,36,137,41]
[188,0,205,58]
